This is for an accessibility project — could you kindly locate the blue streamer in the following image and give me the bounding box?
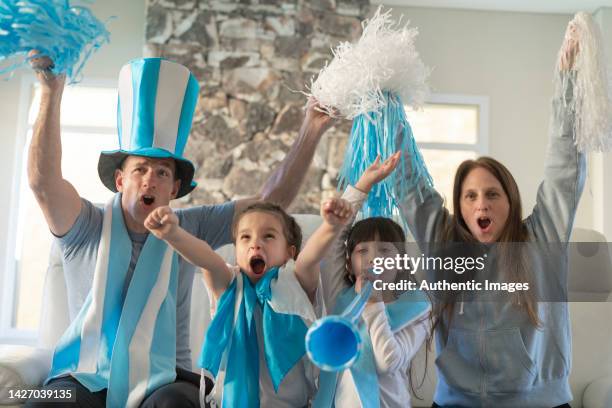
[0,0,110,82]
[338,91,433,222]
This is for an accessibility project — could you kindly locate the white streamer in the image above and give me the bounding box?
[553,12,612,152]
[308,6,430,119]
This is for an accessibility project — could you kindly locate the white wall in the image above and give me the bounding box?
[0,0,146,277]
[385,6,611,237]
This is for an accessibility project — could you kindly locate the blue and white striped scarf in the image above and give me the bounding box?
[46,193,179,408]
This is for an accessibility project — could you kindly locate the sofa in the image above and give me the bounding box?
[1,215,612,407]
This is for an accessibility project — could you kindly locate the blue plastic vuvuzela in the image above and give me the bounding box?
[305,280,373,371]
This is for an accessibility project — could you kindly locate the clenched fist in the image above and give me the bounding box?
[144,206,179,240]
[28,50,65,93]
[559,22,580,71]
[320,197,354,227]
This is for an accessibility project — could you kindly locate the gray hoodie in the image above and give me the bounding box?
[396,83,586,407]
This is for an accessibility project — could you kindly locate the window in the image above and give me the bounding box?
[1,78,117,343]
[405,94,489,209]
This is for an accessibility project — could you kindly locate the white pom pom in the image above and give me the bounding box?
[308,7,430,119]
[553,12,612,152]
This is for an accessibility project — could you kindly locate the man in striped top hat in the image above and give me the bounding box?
[26,54,334,407]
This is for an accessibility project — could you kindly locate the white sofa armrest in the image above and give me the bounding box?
[0,345,53,405]
[583,375,612,408]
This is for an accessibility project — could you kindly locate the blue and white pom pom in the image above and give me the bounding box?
[0,0,110,82]
[339,91,432,219]
[553,12,612,152]
[309,7,432,220]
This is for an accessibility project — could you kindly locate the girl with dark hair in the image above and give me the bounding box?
[316,153,431,408]
[396,26,584,408]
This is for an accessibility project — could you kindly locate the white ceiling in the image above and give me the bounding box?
[373,0,612,14]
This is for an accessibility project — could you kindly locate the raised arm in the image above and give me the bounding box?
[233,98,336,217]
[319,186,366,311]
[27,52,81,236]
[145,206,233,299]
[295,197,353,300]
[527,23,586,242]
[395,136,450,246]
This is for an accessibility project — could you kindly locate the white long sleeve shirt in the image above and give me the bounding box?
[320,185,430,407]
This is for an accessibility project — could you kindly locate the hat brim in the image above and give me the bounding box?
[98,148,196,199]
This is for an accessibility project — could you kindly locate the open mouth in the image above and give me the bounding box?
[142,195,155,206]
[249,256,266,275]
[477,217,491,230]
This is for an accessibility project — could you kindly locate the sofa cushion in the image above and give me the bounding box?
[0,345,52,405]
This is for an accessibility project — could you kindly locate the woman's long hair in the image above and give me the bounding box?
[433,157,539,333]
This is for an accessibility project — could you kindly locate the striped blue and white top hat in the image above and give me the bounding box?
[98,58,200,198]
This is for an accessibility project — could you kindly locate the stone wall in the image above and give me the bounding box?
[144,0,370,212]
